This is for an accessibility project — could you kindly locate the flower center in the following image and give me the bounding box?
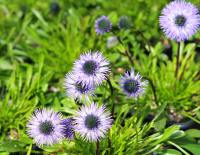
[83,60,97,75]
[84,114,100,129]
[123,79,139,93]
[39,120,54,135]
[75,82,89,93]
[175,15,186,27]
[98,19,110,30]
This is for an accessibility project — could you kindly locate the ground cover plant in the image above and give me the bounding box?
[0,0,200,154]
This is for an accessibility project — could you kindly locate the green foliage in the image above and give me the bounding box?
[0,0,200,154]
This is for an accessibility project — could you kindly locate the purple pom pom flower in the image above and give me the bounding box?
[61,118,74,140]
[74,103,112,142]
[64,72,94,102]
[159,0,200,42]
[73,51,110,86]
[120,69,147,98]
[118,16,131,29]
[95,16,112,34]
[27,109,64,146]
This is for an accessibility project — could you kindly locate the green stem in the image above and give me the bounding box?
[106,78,114,153]
[168,141,190,155]
[144,77,158,106]
[107,79,115,117]
[135,97,140,143]
[175,42,181,78]
[182,112,200,124]
[112,31,134,65]
[96,140,100,155]
[118,37,134,66]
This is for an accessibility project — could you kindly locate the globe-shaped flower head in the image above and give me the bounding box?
[107,36,118,48]
[95,16,112,34]
[120,69,147,98]
[61,118,74,140]
[64,72,94,102]
[159,0,200,42]
[27,109,64,146]
[74,103,112,142]
[118,16,131,29]
[73,51,110,86]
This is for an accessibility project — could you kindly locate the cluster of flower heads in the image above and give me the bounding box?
[65,51,110,102]
[95,15,131,34]
[27,21,149,147]
[64,51,113,142]
[27,54,148,146]
[26,0,200,149]
[27,51,113,146]
[159,0,200,42]
[27,103,113,146]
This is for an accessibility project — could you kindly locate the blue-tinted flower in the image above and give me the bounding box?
[120,69,147,98]
[118,16,131,29]
[95,16,112,34]
[64,72,94,101]
[27,109,64,146]
[73,51,110,86]
[159,0,200,42]
[74,103,112,142]
[61,118,74,140]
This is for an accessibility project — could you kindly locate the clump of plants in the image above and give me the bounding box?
[0,0,200,154]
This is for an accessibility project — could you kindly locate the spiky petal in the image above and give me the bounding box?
[159,0,200,42]
[64,71,94,102]
[27,109,64,146]
[74,103,112,142]
[73,51,110,86]
[95,16,112,34]
[61,118,74,139]
[120,69,147,98]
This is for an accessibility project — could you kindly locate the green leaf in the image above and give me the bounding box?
[26,144,32,155]
[159,149,182,155]
[0,59,13,70]
[0,153,9,155]
[153,125,180,145]
[154,117,167,131]
[0,140,26,153]
[180,144,200,155]
[169,131,185,139]
[185,129,200,138]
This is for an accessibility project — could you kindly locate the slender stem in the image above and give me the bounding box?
[179,54,191,80]
[96,140,100,155]
[117,36,134,66]
[168,141,190,155]
[175,42,181,78]
[125,49,134,66]
[135,125,139,143]
[108,137,112,153]
[107,78,114,96]
[135,97,139,143]
[112,30,134,65]
[106,79,114,153]
[132,29,151,52]
[144,77,158,106]
[107,79,115,117]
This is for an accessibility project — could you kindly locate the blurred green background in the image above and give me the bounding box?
[0,0,200,154]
